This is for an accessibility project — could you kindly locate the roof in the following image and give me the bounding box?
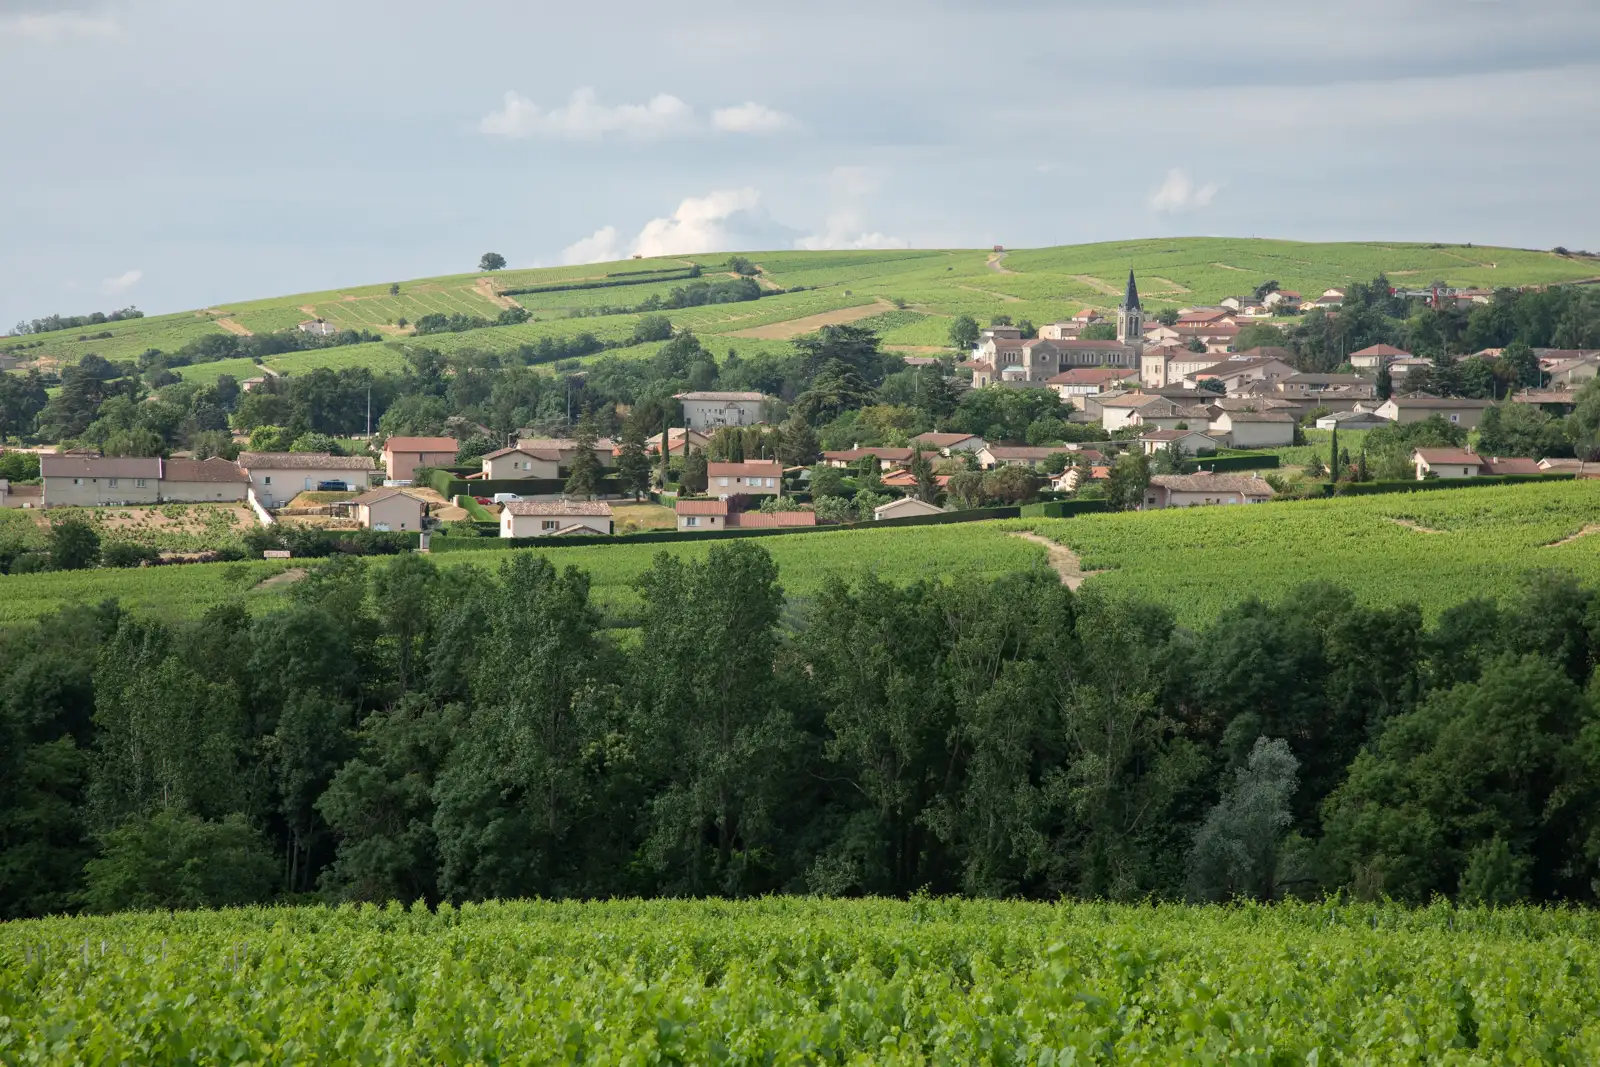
[1382,397,1495,410]
[352,488,420,506]
[383,436,457,453]
[1319,409,1391,424]
[483,444,563,461]
[707,460,782,477]
[1047,368,1135,386]
[875,497,944,518]
[549,523,606,536]
[675,499,729,516]
[1216,410,1295,424]
[1484,457,1543,475]
[237,452,376,470]
[40,454,162,479]
[161,458,249,484]
[1414,448,1482,467]
[1150,473,1276,495]
[513,437,617,451]
[733,510,817,527]
[1098,393,1169,409]
[1213,397,1298,411]
[503,500,614,517]
[1283,373,1367,385]
[1141,429,1215,441]
[823,447,916,461]
[985,446,1065,459]
[914,432,982,447]
[1055,339,1137,351]
[1351,343,1411,358]
[673,391,766,402]
[1122,269,1140,310]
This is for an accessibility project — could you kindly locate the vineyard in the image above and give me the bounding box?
[0,557,296,626]
[3,899,1598,1062]
[1013,478,1600,624]
[8,239,1597,376]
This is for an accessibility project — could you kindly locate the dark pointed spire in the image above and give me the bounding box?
[1122,269,1140,310]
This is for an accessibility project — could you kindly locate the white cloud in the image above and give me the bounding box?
[1150,168,1219,213]
[0,10,117,39]
[710,102,796,134]
[793,217,908,251]
[101,268,142,294]
[479,87,694,140]
[560,226,623,266]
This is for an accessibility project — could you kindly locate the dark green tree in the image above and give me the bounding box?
[478,253,507,271]
[564,413,604,500]
[49,518,100,571]
[616,415,653,499]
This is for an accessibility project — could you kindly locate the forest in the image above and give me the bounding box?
[3,539,1599,918]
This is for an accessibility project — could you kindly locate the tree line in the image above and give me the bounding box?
[4,542,1600,917]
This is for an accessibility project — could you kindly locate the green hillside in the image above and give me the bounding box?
[6,239,1597,375]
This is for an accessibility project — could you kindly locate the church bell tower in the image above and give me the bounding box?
[1116,269,1142,343]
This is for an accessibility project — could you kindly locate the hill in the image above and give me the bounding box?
[6,238,1597,378]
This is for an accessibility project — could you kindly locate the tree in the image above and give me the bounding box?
[1328,425,1340,481]
[1376,360,1394,401]
[83,810,277,913]
[1187,737,1300,901]
[1253,280,1281,301]
[389,283,401,296]
[49,518,100,571]
[909,449,938,503]
[1186,336,1208,353]
[290,432,339,453]
[632,314,673,344]
[617,415,652,499]
[1105,450,1151,510]
[1081,323,1118,341]
[0,371,48,442]
[479,253,506,272]
[681,445,708,495]
[1233,323,1286,352]
[777,416,819,467]
[948,314,980,352]
[564,414,604,499]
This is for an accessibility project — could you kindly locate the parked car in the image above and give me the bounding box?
[474,496,492,505]
[316,480,350,492]
[492,493,521,504]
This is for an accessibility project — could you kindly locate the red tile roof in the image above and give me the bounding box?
[732,510,817,528]
[675,499,729,516]
[383,436,457,453]
[707,460,782,477]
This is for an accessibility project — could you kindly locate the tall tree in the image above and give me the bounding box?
[1187,737,1300,901]
[564,413,604,500]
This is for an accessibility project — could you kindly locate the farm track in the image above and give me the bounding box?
[255,567,307,589]
[1544,524,1600,547]
[1010,531,1100,590]
[1390,518,1447,534]
[1069,274,1121,295]
[956,285,1022,303]
[986,252,1016,274]
[215,318,253,337]
[726,299,893,339]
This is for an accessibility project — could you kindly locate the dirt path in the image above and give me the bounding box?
[474,277,521,310]
[956,284,1022,303]
[886,345,947,354]
[298,304,318,316]
[1011,531,1099,590]
[1147,276,1190,294]
[1069,274,1121,296]
[215,318,254,337]
[1389,518,1446,534]
[987,252,1016,274]
[1211,262,1247,272]
[1545,524,1600,547]
[726,299,892,339]
[256,567,307,589]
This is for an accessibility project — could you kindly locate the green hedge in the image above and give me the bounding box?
[1196,453,1281,472]
[1321,472,1574,497]
[454,495,495,522]
[500,269,699,296]
[426,469,622,499]
[1019,500,1111,518]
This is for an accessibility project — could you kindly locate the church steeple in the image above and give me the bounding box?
[1117,268,1143,342]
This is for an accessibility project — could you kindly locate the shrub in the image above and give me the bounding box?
[103,541,160,568]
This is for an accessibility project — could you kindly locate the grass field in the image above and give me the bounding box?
[4,898,1597,1063]
[1014,479,1600,625]
[9,239,1597,375]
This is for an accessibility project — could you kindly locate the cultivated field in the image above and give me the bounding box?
[20,502,256,552]
[7,240,1596,377]
[4,898,1597,1062]
[1014,479,1600,624]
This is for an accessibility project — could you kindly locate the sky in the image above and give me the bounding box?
[2,0,1598,327]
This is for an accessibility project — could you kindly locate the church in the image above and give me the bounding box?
[964,268,1146,385]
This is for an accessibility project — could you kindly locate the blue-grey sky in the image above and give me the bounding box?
[2,0,1597,326]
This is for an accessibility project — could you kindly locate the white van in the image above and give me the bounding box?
[492,493,521,504]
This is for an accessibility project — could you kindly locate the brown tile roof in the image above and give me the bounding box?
[237,452,376,470]
[1217,410,1295,423]
[161,458,249,484]
[503,500,613,517]
[1047,368,1135,385]
[383,436,457,453]
[351,488,419,506]
[1414,448,1481,467]
[732,510,817,527]
[483,445,563,461]
[985,446,1065,460]
[673,391,767,402]
[914,432,982,447]
[707,460,782,477]
[823,448,915,462]
[40,454,162,479]
[675,499,729,516]
[1141,429,1214,441]
[1055,340,1137,351]
[1351,343,1411,358]
[1485,457,1543,475]
[1151,473,1276,495]
[1383,397,1494,409]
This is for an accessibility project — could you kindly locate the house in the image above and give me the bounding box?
[1097,394,1173,432]
[1139,429,1221,456]
[1412,450,1545,480]
[1350,343,1412,370]
[1315,409,1392,430]
[500,500,614,538]
[874,497,944,520]
[1274,374,1375,399]
[236,452,376,508]
[1049,366,1139,404]
[481,444,564,480]
[1189,355,1296,392]
[1508,390,1581,415]
[1547,356,1600,389]
[673,390,768,429]
[1263,290,1302,310]
[708,459,782,497]
[352,488,425,531]
[40,455,162,507]
[381,436,457,483]
[1037,320,1085,341]
[0,479,42,508]
[1374,395,1494,429]
[158,458,250,502]
[822,447,916,470]
[512,436,618,468]
[646,428,712,456]
[297,318,338,336]
[1209,410,1296,448]
[1143,473,1275,509]
[1140,348,1221,388]
[675,498,729,531]
[1052,464,1111,492]
[1386,356,1434,380]
[1130,402,1215,432]
[732,510,817,528]
[976,445,1065,470]
[913,432,988,455]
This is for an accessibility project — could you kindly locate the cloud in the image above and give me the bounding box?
[101,268,141,294]
[1150,168,1219,213]
[560,226,624,266]
[561,188,800,264]
[0,7,116,38]
[710,102,796,134]
[793,166,908,250]
[480,87,694,140]
[480,88,795,140]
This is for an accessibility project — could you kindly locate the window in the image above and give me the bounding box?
[719,477,730,487]
[264,476,272,485]
[685,516,699,527]
[1449,414,1460,423]
[108,478,119,488]
[73,478,82,486]
[135,479,145,488]
[541,520,558,531]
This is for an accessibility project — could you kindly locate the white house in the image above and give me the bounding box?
[39,455,161,507]
[874,497,944,520]
[1374,395,1494,429]
[1143,473,1276,509]
[353,488,425,531]
[708,460,782,497]
[236,452,376,508]
[1349,343,1412,370]
[674,391,769,429]
[1412,448,1484,480]
[1316,409,1392,431]
[481,444,563,479]
[1139,429,1221,456]
[500,500,613,538]
[1208,410,1296,449]
[675,498,729,530]
[912,432,988,456]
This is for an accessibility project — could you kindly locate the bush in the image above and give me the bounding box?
[49,518,100,570]
[813,496,855,524]
[102,541,160,568]
[83,810,278,913]
[9,551,51,574]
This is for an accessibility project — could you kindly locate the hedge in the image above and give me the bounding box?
[1019,500,1111,518]
[1320,472,1575,497]
[1195,453,1281,472]
[426,469,623,499]
[499,269,699,296]
[453,495,495,522]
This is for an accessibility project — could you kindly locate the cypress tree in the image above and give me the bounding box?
[1329,425,1340,481]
